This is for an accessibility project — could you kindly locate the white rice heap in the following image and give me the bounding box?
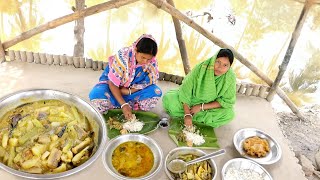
[225,167,264,180]
[182,128,205,146]
[122,114,144,132]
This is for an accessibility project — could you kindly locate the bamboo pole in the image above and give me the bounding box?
[166,0,191,74]
[266,0,313,101]
[2,0,139,50]
[0,39,6,63]
[147,0,306,120]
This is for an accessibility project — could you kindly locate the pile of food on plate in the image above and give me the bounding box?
[107,114,144,134]
[177,125,205,147]
[243,136,270,158]
[0,100,99,174]
[225,166,264,180]
[169,154,213,180]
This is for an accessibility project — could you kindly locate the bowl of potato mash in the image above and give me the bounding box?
[0,89,107,179]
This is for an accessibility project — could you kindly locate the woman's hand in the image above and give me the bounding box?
[122,104,133,120]
[184,115,193,127]
[119,87,130,95]
[190,104,201,115]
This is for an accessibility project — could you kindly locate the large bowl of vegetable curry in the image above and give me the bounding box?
[0,89,107,179]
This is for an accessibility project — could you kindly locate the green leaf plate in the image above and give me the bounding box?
[103,109,160,139]
[168,118,220,149]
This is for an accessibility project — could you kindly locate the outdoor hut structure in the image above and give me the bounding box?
[0,0,319,179]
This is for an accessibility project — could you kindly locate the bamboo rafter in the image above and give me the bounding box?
[0,39,6,63]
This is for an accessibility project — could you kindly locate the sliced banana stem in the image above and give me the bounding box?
[72,146,89,165]
[47,148,62,169]
[71,137,91,154]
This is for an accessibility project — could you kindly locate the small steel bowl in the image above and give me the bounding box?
[233,128,282,165]
[164,147,217,180]
[158,119,169,129]
[221,158,273,180]
[102,134,163,180]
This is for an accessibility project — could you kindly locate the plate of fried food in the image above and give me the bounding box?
[104,109,160,139]
[233,128,282,165]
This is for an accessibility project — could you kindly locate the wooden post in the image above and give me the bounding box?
[266,0,313,101]
[147,0,306,120]
[73,0,86,57]
[166,0,191,74]
[0,39,6,63]
[2,0,139,50]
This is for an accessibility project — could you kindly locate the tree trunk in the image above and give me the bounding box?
[166,0,191,74]
[266,0,313,101]
[73,0,85,57]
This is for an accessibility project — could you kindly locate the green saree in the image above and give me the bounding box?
[162,52,236,128]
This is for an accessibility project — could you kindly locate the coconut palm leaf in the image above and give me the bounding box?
[1,0,45,51]
[182,28,215,68]
[283,49,320,106]
[155,17,182,75]
[248,54,279,85]
[87,45,109,61]
[173,0,212,11]
[232,61,248,80]
[310,5,320,30]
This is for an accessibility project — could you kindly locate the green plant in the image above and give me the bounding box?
[283,49,320,106]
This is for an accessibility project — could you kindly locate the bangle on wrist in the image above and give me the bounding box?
[128,88,132,95]
[121,102,129,109]
[201,103,204,111]
[184,113,193,118]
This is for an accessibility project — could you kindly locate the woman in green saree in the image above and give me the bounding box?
[162,49,236,128]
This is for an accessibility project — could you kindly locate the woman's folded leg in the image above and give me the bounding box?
[89,83,117,113]
[193,108,235,128]
[162,90,184,117]
[125,84,162,111]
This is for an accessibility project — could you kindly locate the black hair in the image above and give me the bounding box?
[217,48,234,65]
[136,38,158,56]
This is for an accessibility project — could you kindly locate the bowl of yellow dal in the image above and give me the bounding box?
[102,134,163,180]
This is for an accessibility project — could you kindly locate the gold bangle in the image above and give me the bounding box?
[184,114,193,118]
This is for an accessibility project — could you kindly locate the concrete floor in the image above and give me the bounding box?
[0,61,307,180]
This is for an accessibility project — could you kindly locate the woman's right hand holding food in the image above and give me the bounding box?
[184,113,193,127]
[121,103,133,120]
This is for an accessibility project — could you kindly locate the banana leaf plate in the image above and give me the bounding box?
[168,118,220,149]
[103,109,160,139]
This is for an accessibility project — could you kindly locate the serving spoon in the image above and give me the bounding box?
[167,149,226,174]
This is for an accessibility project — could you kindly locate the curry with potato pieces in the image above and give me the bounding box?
[0,100,98,174]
